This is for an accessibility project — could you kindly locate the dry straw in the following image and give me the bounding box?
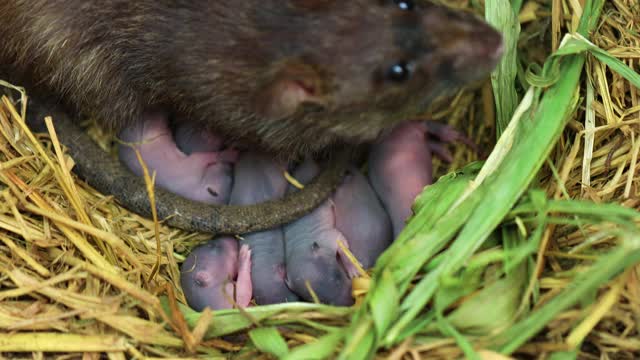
[1,0,640,358]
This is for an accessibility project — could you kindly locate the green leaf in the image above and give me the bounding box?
[159,300,351,338]
[284,331,343,360]
[248,327,289,358]
[548,351,579,360]
[446,269,525,335]
[369,269,400,338]
[486,0,521,135]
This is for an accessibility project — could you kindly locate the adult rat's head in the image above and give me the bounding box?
[250,0,501,155]
[0,0,501,160]
[166,0,503,158]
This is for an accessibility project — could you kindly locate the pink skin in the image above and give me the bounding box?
[368,121,433,237]
[118,112,237,205]
[368,121,469,237]
[229,152,300,305]
[180,237,253,311]
[283,160,356,306]
[333,167,393,270]
[235,244,253,307]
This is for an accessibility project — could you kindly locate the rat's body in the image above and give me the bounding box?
[229,152,300,305]
[0,1,502,234]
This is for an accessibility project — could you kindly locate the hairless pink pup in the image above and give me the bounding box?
[118,114,237,204]
[368,121,473,237]
[333,167,393,270]
[180,237,252,311]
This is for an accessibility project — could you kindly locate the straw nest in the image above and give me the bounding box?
[1,0,639,359]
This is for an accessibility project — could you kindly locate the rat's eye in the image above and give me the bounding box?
[394,0,414,11]
[311,242,320,251]
[386,61,412,82]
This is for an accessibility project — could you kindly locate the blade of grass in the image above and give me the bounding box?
[248,327,289,358]
[486,0,521,136]
[509,198,640,222]
[162,298,351,338]
[283,330,344,360]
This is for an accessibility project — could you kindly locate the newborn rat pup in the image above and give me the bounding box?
[333,167,393,269]
[1,0,503,234]
[229,152,300,305]
[180,237,252,311]
[368,121,469,236]
[284,160,357,306]
[118,113,237,205]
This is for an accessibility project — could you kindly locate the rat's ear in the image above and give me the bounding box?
[254,61,328,120]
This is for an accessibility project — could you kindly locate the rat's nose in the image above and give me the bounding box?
[471,24,504,65]
[454,24,504,77]
[421,3,504,82]
[491,36,505,61]
[446,19,503,68]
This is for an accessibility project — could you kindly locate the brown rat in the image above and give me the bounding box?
[0,0,502,234]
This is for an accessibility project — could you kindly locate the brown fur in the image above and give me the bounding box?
[0,1,502,234]
[0,0,502,160]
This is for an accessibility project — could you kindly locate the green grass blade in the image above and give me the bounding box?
[548,351,579,360]
[486,0,521,135]
[369,269,400,338]
[284,330,344,360]
[509,198,640,223]
[160,300,351,338]
[248,327,289,358]
[444,266,525,335]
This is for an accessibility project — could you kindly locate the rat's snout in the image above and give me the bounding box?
[419,3,504,82]
[454,22,504,72]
